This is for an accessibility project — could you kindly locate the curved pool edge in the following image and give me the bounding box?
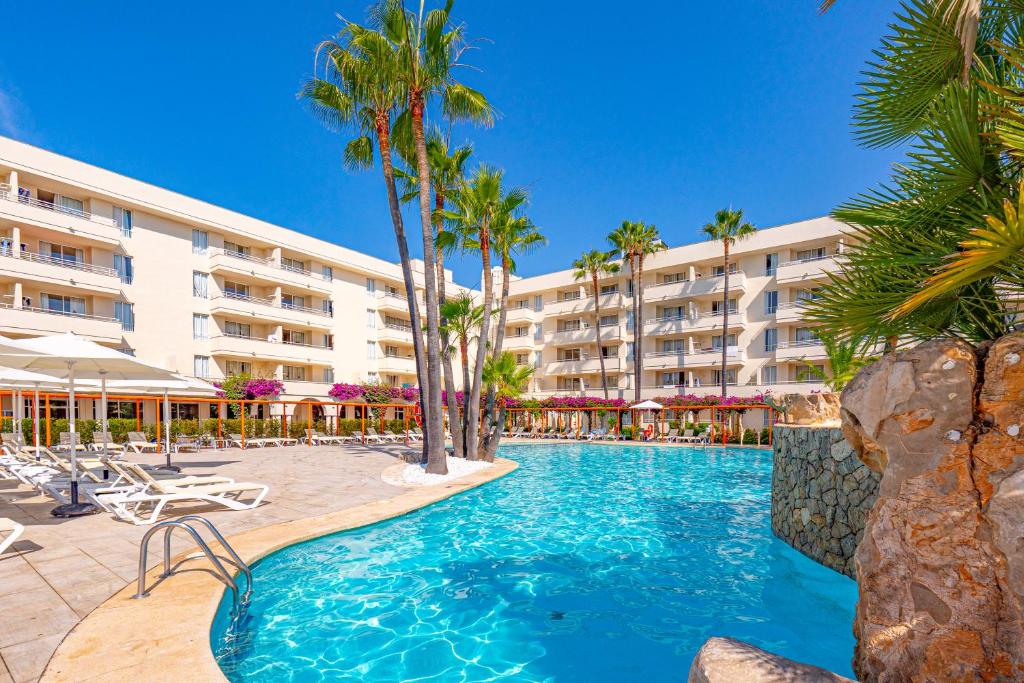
[40,457,519,683]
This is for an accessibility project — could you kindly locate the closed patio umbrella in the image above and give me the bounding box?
[0,333,177,517]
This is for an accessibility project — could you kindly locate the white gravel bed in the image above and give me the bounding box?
[397,455,494,486]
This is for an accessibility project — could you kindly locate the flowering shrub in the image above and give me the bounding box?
[329,383,420,404]
[214,373,285,400]
[328,383,364,401]
[246,378,285,398]
[654,393,770,408]
[506,396,628,409]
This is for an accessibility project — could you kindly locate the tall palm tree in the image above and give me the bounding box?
[300,19,433,459]
[376,0,492,472]
[396,129,472,457]
[439,165,518,460]
[572,250,621,398]
[608,221,665,402]
[439,293,484,446]
[702,208,756,397]
[480,351,534,461]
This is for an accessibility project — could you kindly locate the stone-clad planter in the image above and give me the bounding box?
[770,425,880,578]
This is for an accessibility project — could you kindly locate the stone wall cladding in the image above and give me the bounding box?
[770,425,879,578]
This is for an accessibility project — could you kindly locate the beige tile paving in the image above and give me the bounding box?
[0,443,416,682]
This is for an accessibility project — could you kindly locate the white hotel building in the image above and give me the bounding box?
[0,137,843,419]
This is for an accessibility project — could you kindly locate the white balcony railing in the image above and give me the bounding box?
[0,301,118,323]
[219,248,274,266]
[0,183,117,227]
[0,247,118,278]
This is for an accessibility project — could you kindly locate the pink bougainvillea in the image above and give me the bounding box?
[329,383,420,404]
[246,378,285,398]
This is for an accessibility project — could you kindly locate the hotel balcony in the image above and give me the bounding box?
[643,272,746,304]
[209,293,333,329]
[775,339,828,361]
[775,255,841,285]
[281,380,333,398]
[504,334,535,350]
[0,302,122,342]
[544,292,624,317]
[643,347,746,371]
[505,306,535,324]
[773,301,808,324]
[0,249,122,296]
[545,357,621,376]
[545,324,627,346]
[208,249,332,294]
[208,333,335,365]
[377,322,415,345]
[378,354,417,375]
[643,311,746,336]
[375,290,419,315]
[0,184,122,246]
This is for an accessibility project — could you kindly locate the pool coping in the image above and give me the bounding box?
[40,457,518,683]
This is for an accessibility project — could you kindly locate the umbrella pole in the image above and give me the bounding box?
[13,388,21,448]
[52,361,98,517]
[161,390,179,471]
[100,373,109,480]
[33,385,40,461]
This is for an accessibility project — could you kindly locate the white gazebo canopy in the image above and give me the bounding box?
[630,400,664,410]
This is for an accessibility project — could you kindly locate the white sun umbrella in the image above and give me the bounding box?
[0,368,64,459]
[0,333,177,517]
[630,400,664,410]
[85,374,218,469]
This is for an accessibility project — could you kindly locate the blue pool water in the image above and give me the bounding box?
[212,444,857,681]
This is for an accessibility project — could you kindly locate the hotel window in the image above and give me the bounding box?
[795,327,819,343]
[512,299,528,309]
[191,229,208,255]
[796,247,828,262]
[713,369,738,385]
[762,365,777,385]
[796,288,821,302]
[192,271,209,298]
[559,289,581,302]
[533,295,543,312]
[39,241,83,266]
[322,265,333,281]
[41,292,85,316]
[107,401,137,419]
[193,356,210,378]
[384,345,401,357]
[281,256,305,273]
[765,252,779,276]
[367,341,377,360]
[599,283,619,295]
[322,367,335,383]
[626,280,634,297]
[224,281,249,298]
[662,339,685,353]
[764,327,778,352]
[281,294,305,309]
[192,314,209,340]
[366,309,377,329]
[533,351,542,367]
[114,255,134,284]
[764,290,778,315]
[559,319,582,332]
[601,345,616,358]
[661,372,685,387]
[511,325,528,338]
[533,324,542,342]
[114,302,134,331]
[224,241,250,257]
[661,305,684,320]
[711,263,739,277]
[283,366,306,381]
[711,298,738,315]
[515,353,529,365]
[113,207,132,237]
[558,378,583,392]
[225,321,251,338]
[171,403,200,420]
[366,278,376,293]
[626,342,635,360]
[322,334,333,349]
[54,193,85,216]
[322,299,333,316]
[283,330,306,345]
[225,360,251,375]
[625,310,634,331]
[599,314,618,327]
[661,272,688,284]
[559,348,582,361]
[711,333,737,349]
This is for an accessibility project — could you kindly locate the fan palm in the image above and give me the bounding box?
[369,0,493,471]
[572,250,621,398]
[797,333,878,392]
[300,18,434,458]
[702,209,756,397]
[480,351,534,461]
[439,165,523,460]
[439,293,484,409]
[608,221,665,402]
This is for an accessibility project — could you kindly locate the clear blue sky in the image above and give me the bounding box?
[0,1,897,287]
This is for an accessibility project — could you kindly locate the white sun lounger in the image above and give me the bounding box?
[0,518,23,555]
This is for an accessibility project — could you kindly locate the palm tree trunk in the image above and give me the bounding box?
[630,254,640,403]
[375,116,429,460]
[637,254,647,402]
[721,240,730,398]
[410,98,446,474]
[435,191,465,459]
[481,257,512,451]
[467,222,492,461]
[482,403,506,462]
[460,340,471,401]
[593,272,609,399]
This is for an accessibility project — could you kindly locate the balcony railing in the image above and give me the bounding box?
[218,332,333,350]
[644,310,739,325]
[223,291,276,306]
[281,301,332,317]
[0,247,118,278]
[0,301,118,323]
[780,253,833,268]
[778,339,824,350]
[280,262,311,276]
[0,183,117,227]
[220,248,274,266]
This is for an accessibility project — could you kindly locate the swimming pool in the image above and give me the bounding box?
[212,444,857,681]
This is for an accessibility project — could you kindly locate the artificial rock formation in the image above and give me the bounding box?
[779,392,842,427]
[840,335,1024,682]
[687,637,854,683]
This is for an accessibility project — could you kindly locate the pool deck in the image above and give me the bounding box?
[0,443,510,683]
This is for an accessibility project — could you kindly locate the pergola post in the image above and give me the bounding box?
[45,394,51,447]
[155,398,161,452]
[307,402,313,444]
[241,401,246,449]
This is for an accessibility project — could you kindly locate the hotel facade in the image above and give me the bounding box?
[0,137,842,419]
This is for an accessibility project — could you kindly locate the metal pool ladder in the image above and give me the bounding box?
[133,515,253,618]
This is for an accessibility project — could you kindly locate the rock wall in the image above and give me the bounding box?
[842,335,1024,681]
[771,425,880,578]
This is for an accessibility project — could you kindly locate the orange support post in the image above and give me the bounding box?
[241,402,246,449]
[281,413,287,442]
[307,402,312,444]
[217,402,223,440]
[361,411,366,444]
[135,400,141,431]
[404,413,410,446]
[45,395,51,447]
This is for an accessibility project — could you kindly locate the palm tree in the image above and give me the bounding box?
[439,165,519,460]
[703,209,756,397]
[480,351,534,461]
[572,250,621,398]
[439,292,484,449]
[376,0,492,472]
[797,332,877,392]
[396,129,472,458]
[300,18,433,459]
[608,221,665,402]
